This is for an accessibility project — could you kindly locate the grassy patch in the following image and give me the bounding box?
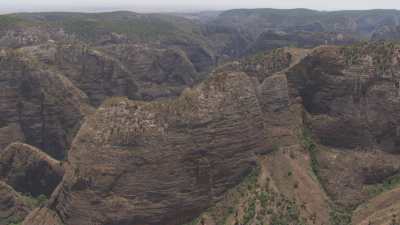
[301,128,319,177]
[329,207,352,225]
[0,216,23,225]
[0,15,34,29]
[20,194,48,208]
[301,128,354,224]
[365,174,400,198]
[184,162,311,225]
[49,14,200,43]
[243,198,256,225]
[258,191,269,208]
[8,223,22,225]
[184,217,200,225]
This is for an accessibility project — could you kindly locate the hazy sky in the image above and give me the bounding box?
[2,0,400,13]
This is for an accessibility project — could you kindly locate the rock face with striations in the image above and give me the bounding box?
[287,43,400,152]
[0,181,33,225]
[23,71,268,225]
[0,142,64,225]
[284,43,400,221]
[0,48,92,159]
[0,14,211,160]
[19,42,200,106]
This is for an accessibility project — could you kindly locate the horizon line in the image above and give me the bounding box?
[2,6,400,15]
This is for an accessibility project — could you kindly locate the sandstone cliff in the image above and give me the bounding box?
[20,46,332,225]
[22,70,268,225]
[0,27,207,159]
[0,48,92,159]
[1,15,400,223]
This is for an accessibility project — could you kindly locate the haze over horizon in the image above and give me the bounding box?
[2,0,400,13]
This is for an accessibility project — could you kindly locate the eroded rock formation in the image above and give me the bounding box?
[0,48,91,159]
[0,142,64,197]
[0,182,32,225]
[287,43,400,152]
[23,71,268,225]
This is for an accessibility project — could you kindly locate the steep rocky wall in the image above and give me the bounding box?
[287,43,400,152]
[19,43,400,225]
[0,48,92,158]
[23,71,268,225]
[284,43,400,222]
[98,44,199,101]
[23,42,200,105]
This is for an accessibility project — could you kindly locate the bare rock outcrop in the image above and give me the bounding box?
[18,42,400,225]
[287,43,400,152]
[0,48,92,159]
[23,71,268,225]
[317,148,400,208]
[98,44,199,102]
[22,42,200,106]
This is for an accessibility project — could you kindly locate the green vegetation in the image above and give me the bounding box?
[21,194,48,208]
[184,167,261,225]
[247,48,290,70]
[0,15,32,29]
[184,217,200,225]
[0,216,23,225]
[60,16,177,41]
[341,41,399,77]
[268,198,305,225]
[243,167,259,189]
[243,198,256,225]
[18,12,205,44]
[258,191,269,208]
[301,128,354,225]
[329,207,352,225]
[365,174,400,197]
[301,128,319,177]
[0,194,48,225]
[341,43,363,65]
[210,163,310,225]
[8,222,22,225]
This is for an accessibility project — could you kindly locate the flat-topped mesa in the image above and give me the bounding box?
[23,71,268,225]
[0,142,64,197]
